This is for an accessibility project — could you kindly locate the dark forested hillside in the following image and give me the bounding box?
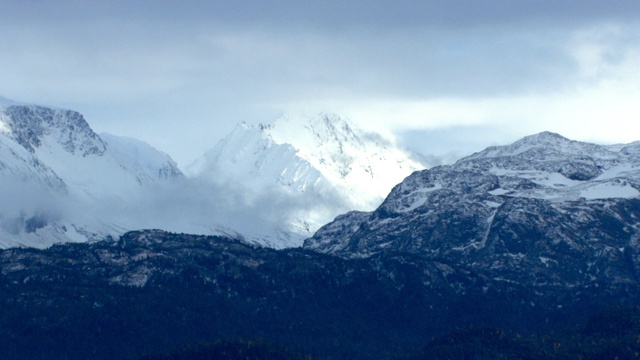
[1,230,639,359]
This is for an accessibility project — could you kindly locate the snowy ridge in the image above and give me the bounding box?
[100,133,183,182]
[187,122,328,194]
[306,131,640,282]
[464,131,616,160]
[456,132,640,202]
[0,134,67,192]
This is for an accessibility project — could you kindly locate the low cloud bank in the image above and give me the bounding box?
[1,172,353,248]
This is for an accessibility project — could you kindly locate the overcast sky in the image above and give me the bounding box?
[1,0,639,167]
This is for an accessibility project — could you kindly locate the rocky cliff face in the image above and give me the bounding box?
[2,105,106,156]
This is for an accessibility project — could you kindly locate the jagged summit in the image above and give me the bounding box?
[463,131,615,163]
[455,130,620,181]
[268,113,373,183]
[519,130,568,142]
[187,120,317,193]
[1,105,106,156]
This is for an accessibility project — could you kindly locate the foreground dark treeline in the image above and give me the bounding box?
[139,339,314,360]
[414,306,640,360]
[1,230,639,359]
[140,307,640,360]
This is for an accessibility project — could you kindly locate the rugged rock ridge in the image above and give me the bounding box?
[305,132,640,289]
[2,105,106,156]
[460,131,621,181]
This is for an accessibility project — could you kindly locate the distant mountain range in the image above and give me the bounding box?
[0,99,427,248]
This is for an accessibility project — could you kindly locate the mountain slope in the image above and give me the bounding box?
[188,121,328,194]
[3,131,640,358]
[306,132,640,289]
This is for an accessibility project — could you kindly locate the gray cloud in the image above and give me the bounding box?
[9,1,634,31]
[58,175,351,246]
[399,124,522,165]
[1,168,351,247]
[0,174,65,240]
[0,1,639,166]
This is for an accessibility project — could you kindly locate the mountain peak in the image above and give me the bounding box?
[257,122,274,132]
[2,105,106,156]
[522,130,567,141]
[0,102,187,249]
[266,112,426,200]
[512,131,573,148]
[462,130,614,163]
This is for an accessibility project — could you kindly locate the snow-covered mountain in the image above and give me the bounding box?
[0,101,184,248]
[306,132,640,288]
[187,113,427,244]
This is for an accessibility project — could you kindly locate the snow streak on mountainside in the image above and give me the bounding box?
[187,113,427,244]
[0,102,184,248]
